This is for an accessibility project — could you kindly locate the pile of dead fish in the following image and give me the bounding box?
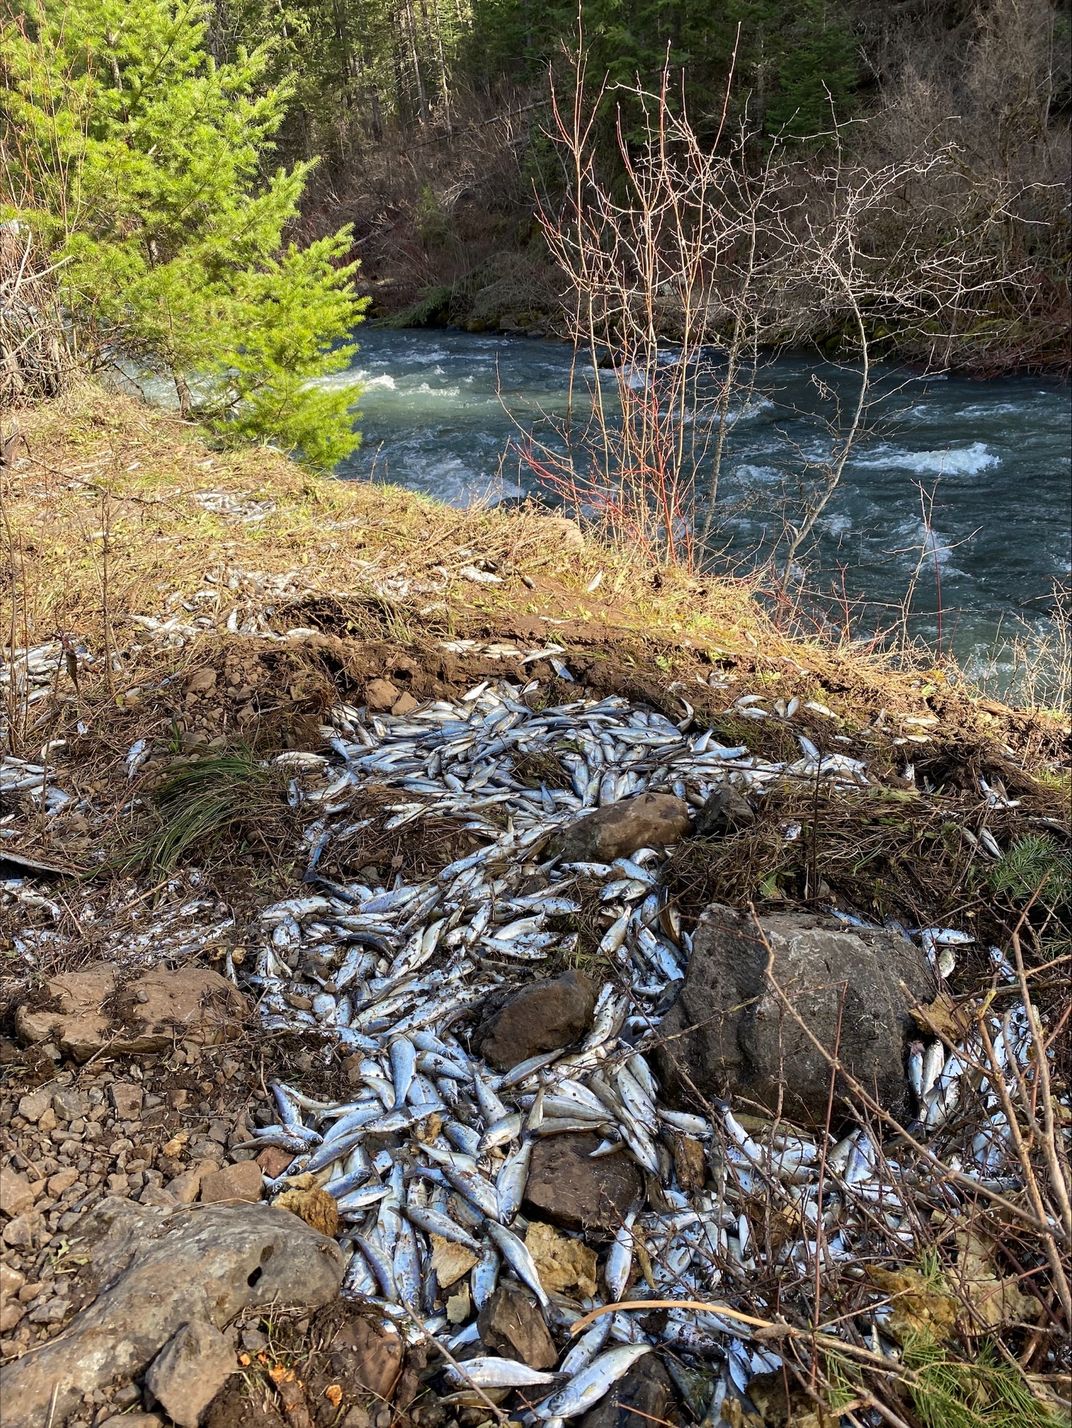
[236,678,1042,1418]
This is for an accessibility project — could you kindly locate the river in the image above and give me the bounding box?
[330,328,1070,691]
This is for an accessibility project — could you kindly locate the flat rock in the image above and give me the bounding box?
[549,793,690,864]
[578,1353,680,1428]
[655,904,938,1124]
[146,1320,235,1426]
[523,1134,643,1235]
[199,1160,263,1204]
[15,964,248,1061]
[0,1198,344,1428]
[478,971,596,1070]
[477,1282,557,1369]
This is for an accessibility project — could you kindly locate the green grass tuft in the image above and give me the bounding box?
[121,750,290,873]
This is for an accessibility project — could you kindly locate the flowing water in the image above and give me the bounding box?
[334,329,1070,689]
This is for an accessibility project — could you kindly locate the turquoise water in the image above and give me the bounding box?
[330,328,1071,685]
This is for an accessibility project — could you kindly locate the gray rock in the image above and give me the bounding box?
[477,1282,557,1369]
[549,793,690,864]
[478,971,597,1070]
[109,1084,144,1119]
[52,1087,86,1122]
[145,1320,235,1426]
[693,786,755,838]
[16,1087,52,1123]
[523,1133,643,1235]
[578,1353,680,1428]
[0,1198,344,1428]
[655,904,937,1124]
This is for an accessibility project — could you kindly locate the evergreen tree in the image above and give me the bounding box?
[2,0,367,468]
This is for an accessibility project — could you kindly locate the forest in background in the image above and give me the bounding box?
[209,0,1072,371]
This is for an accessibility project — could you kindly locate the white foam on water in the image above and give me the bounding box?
[729,463,780,486]
[823,513,854,538]
[854,440,998,477]
[892,516,965,574]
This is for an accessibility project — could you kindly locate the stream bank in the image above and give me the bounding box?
[1,384,1069,1428]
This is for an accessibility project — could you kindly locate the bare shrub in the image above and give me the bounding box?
[528,49,1011,579]
[0,221,73,408]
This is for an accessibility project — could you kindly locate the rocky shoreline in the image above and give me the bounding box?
[1,386,1069,1427]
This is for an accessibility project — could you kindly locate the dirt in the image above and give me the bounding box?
[205,1304,440,1428]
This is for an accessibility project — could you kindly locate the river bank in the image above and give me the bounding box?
[1,383,1069,1428]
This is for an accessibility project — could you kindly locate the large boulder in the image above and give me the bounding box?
[477,970,597,1069]
[656,904,936,1124]
[523,1133,643,1236]
[549,793,690,864]
[15,963,247,1061]
[0,1199,345,1428]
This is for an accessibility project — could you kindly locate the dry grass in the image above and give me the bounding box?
[2,379,1067,799]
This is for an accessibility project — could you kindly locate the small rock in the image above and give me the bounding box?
[109,1084,144,1119]
[37,1108,57,1133]
[2,1215,39,1250]
[255,1146,294,1179]
[429,1233,477,1290]
[17,1088,52,1123]
[52,1088,86,1122]
[330,1316,403,1400]
[477,1282,557,1368]
[199,1161,263,1205]
[364,678,400,713]
[693,785,755,838]
[478,971,597,1070]
[0,1301,25,1333]
[549,792,690,864]
[186,667,217,695]
[0,1170,35,1219]
[28,1298,67,1326]
[524,1135,643,1235]
[98,1417,164,1428]
[445,1284,470,1325]
[391,691,419,716]
[146,1320,234,1426]
[166,1162,215,1205]
[47,1169,79,1198]
[240,1327,268,1353]
[0,1265,26,1301]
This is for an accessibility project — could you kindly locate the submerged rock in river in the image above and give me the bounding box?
[656,904,937,1123]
